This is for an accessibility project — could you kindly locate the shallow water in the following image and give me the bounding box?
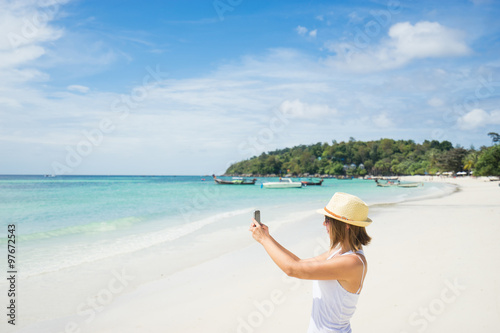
[0,175,453,277]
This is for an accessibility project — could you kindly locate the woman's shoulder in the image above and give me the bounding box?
[339,250,367,268]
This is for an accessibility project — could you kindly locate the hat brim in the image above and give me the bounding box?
[316,208,372,227]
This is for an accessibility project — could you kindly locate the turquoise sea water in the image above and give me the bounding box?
[0,175,452,277]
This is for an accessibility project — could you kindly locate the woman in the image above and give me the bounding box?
[249,192,372,333]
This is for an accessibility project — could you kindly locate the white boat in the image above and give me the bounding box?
[262,178,303,189]
[375,179,422,188]
[397,182,423,188]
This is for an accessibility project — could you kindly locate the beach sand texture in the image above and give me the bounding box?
[8,176,500,333]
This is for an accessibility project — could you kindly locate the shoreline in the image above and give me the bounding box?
[2,177,448,280]
[6,176,500,333]
[369,181,459,209]
[354,176,500,332]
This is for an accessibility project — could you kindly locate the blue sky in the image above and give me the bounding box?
[1,0,500,175]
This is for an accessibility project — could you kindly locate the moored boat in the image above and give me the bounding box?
[397,182,423,188]
[301,178,324,186]
[375,179,399,187]
[375,179,423,188]
[262,178,303,188]
[212,175,257,185]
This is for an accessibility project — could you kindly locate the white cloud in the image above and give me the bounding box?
[0,96,22,108]
[296,25,308,36]
[1,44,493,174]
[0,3,493,175]
[325,21,471,72]
[279,99,337,120]
[316,15,324,21]
[0,1,65,51]
[0,48,340,174]
[0,45,46,69]
[67,85,90,93]
[372,113,395,128]
[389,21,470,59]
[0,0,69,87]
[457,109,500,130]
[428,97,444,107]
[297,26,317,38]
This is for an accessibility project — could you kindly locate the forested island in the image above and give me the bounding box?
[225,133,500,177]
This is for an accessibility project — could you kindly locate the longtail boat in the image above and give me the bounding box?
[301,178,324,186]
[212,175,257,185]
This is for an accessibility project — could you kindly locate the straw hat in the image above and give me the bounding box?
[316,192,372,227]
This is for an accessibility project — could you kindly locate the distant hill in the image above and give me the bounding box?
[225,138,499,177]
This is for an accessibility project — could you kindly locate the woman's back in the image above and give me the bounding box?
[307,249,366,333]
[250,192,372,333]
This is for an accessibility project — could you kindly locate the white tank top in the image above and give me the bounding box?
[307,248,366,333]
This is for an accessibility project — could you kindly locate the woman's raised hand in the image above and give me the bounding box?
[249,219,269,244]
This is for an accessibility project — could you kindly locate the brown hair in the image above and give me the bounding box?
[325,216,371,251]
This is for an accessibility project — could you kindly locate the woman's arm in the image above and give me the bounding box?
[250,222,361,281]
[250,219,330,262]
[267,234,331,263]
[267,235,300,261]
[250,221,299,270]
[285,255,361,280]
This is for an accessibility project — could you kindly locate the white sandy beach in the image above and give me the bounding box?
[8,176,500,333]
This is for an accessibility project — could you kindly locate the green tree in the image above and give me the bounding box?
[439,141,454,151]
[488,132,500,144]
[426,149,440,171]
[373,158,391,175]
[476,145,500,176]
[379,138,395,158]
[310,142,323,158]
[463,152,478,174]
[325,162,345,175]
[224,139,476,176]
[362,159,374,174]
[438,148,467,173]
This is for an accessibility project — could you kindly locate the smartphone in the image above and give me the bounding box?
[253,210,262,226]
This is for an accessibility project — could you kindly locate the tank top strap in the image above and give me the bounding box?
[327,249,366,294]
[326,247,343,260]
[338,249,366,294]
[354,250,366,294]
